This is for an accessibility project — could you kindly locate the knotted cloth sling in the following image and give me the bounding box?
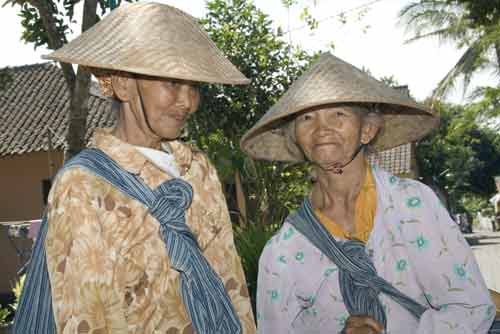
[287,198,500,333]
[287,197,428,330]
[13,148,242,334]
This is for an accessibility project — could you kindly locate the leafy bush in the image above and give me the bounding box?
[0,275,24,327]
[460,193,495,221]
[233,222,280,315]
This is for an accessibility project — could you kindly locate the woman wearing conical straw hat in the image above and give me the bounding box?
[241,53,496,334]
[14,3,256,334]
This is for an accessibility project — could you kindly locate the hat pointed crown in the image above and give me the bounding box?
[241,53,438,161]
[44,2,249,85]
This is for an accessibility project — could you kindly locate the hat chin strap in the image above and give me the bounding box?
[135,80,161,140]
[330,143,367,175]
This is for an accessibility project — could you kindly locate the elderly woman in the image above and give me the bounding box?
[241,53,496,334]
[14,3,255,334]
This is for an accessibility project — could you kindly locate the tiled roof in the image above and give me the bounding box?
[0,63,115,156]
[368,143,414,176]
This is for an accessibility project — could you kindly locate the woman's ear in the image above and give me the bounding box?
[360,115,382,144]
[111,75,132,102]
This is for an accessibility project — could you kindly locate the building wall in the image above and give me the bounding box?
[0,150,64,297]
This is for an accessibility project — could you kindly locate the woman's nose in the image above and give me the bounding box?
[317,112,340,132]
[176,84,196,111]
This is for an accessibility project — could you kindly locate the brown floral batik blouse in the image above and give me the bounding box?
[45,128,256,334]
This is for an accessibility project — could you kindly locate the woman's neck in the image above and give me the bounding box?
[112,102,162,149]
[311,154,367,212]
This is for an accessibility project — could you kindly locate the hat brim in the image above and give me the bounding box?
[241,100,439,162]
[240,53,439,162]
[42,2,250,86]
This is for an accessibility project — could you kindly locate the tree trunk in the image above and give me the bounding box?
[65,66,91,159]
[234,170,247,227]
[64,0,98,160]
[27,0,76,90]
[26,0,99,160]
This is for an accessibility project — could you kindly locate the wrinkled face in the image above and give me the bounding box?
[136,77,200,140]
[294,105,372,169]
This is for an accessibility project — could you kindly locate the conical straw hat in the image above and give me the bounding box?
[43,2,249,85]
[241,53,439,162]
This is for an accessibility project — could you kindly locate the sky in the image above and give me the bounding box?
[0,0,496,103]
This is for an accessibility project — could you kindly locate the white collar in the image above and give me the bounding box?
[134,144,180,178]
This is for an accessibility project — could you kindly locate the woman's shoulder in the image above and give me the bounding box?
[51,165,107,198]
[372,168,450,232]
[372,166,436,199]
[259,221,310,264]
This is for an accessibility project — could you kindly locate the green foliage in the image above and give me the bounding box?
[469,86,500,125]
[197,0,316,143]
[460,193,494,219]
[191,0,315,228]
[455,0,500,29]
[11,275,25,313]
[280,0,298,8]
[0,275,25,327]
[299,6,319,30]
[0,309,10,326]
[191,1,318,310]
[17,2,69,49]
[233,223,279,314]
[416,101,500,213]
[5,0,135,50]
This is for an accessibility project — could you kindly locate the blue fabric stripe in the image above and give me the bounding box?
[14,148,241,334]
[287,197,426,328]
[288,198,500,331]
[12,213,56,334]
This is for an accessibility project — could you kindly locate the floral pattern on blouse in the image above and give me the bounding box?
[256,167,494,334]
[45,128,256,334]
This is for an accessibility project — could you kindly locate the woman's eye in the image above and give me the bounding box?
[164,80,179,88]
[298,114,313,121]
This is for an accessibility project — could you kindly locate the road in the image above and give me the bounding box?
[468,231,500,292]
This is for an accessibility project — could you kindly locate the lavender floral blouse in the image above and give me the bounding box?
[257,167,495,334]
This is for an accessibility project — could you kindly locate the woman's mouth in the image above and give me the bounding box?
[170,113,188,123]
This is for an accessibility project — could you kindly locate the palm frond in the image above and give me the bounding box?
[404,27,459,45]
[399,0,499,101]
[399,0,469,44]
[432,44,483,100]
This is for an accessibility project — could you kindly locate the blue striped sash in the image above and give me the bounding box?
[288,198,500,332]
[13,148,241,334]
[287,198,427,329]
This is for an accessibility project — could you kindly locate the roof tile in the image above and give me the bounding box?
[0,63,114,156]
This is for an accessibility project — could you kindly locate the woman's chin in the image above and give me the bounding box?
[311,146,342,159]
[314,160,342,172]
[152,126,182,140]
[311,152,344,167]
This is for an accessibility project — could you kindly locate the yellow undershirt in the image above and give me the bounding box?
[314,166,376,243]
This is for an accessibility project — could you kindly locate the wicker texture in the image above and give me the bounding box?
[368,144,413,176]
[43,2,249,85]
[240,53,439,162]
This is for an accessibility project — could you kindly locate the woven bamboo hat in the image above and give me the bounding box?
[241,52,439,162]
[43,2,249,86]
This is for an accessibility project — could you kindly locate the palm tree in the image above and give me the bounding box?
[399,0,500,101]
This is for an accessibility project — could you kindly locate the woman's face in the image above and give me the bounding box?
[294,105,371,169]
[136,77,200,140]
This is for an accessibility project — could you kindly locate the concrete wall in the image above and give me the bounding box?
[0,150,64,297]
